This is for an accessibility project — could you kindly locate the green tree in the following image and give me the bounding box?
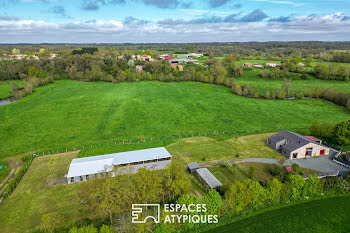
[202,190,223,215]
[12,48,20,55]
[282,78,292,97]
[208,51,214,59]
[210,63,227,85]
[333,119,350,147]
[248,165,256,179]
[288,174,306,200]
[99,225,113,233]
[266,178,282,205]
[41,212,64,233]
[305,57,314,66]
[10,81,19,95]
[69,225,98,233]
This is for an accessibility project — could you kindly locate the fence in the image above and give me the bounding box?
[0,153,37,201]
[0,127,304,202]
[34,127,306,157]
[302,171,339,179]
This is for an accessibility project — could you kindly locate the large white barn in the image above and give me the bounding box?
[67,147,172,184]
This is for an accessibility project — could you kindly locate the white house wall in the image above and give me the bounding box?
[286,143,330,159]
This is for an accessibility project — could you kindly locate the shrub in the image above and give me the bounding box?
[292,163,301,174]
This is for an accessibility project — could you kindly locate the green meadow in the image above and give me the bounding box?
[0,80,349,158]
[0,152,83,233]
[0,80,23,99]
[200,195,350,233]
[236,69,350,95]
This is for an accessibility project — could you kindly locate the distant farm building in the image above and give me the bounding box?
[266,62,277,67]
[243,62,253,67]
[253,64,264,69]
[135,65,143,72]
[158,54,175,61]
[67,147,172,184]
[195,168,222,190]
[132,55,154,61]
[267,130,330,159]
[170,63,184,71]
[187,162,200,174]
[298,63,305,67]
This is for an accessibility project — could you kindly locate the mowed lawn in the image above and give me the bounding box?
[166,133,282,163]
[236,70,350,95]
[0,80,23,99]
[208,162,319,187]
[0,80,349,158]
[0,152,83,233]
[201,195,350,233]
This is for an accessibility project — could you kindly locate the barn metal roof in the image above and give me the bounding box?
[196,168,222,189]
[67,147,171,177]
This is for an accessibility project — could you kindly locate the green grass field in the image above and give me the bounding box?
[0,161,10,184]
[208,162,319,187]
[0,80,349,159]
[236,70,350,95]
[167,133,282,163]
[200,195,350,233]
[0,152,83,233]
[0,80,23,99]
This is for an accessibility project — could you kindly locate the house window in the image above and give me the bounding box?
[305,148,313,156]
[293,153,298,159]
[80,176,83,181]
[70,177,74,183]
[86,175,90,180]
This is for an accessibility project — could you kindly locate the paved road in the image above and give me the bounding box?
[199,155,349,173]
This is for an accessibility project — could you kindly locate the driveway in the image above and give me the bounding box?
[199,154,349,173]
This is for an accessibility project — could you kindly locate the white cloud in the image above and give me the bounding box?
[0,12,349,43]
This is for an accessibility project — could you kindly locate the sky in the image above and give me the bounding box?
[0,0,349,43]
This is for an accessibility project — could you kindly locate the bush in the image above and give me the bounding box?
[292,163,301,174]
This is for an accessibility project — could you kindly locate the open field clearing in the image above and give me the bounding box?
[166,133,282,163]
[208,162,319,186]
[0,80,23,99]
[200,195,350,233]
[0,80,349,159]
[236,70,350,95]
[0,152,82,233]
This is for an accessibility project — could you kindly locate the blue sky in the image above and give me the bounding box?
[0,0,349,43]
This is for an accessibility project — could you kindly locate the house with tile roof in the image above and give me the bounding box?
[267,130,330,159]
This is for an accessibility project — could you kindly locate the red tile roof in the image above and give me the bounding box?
[305,136,322,142]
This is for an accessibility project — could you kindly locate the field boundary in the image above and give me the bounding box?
[32,127,306,157]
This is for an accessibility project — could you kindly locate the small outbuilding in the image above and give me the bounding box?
[187,162,200,174]
[195,168,222,190]
[243,62,253,67]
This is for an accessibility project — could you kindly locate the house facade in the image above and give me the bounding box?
[243,62,253,67]
[267,130,330,159]
[67,147,172,184]
[266,62,277,67]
